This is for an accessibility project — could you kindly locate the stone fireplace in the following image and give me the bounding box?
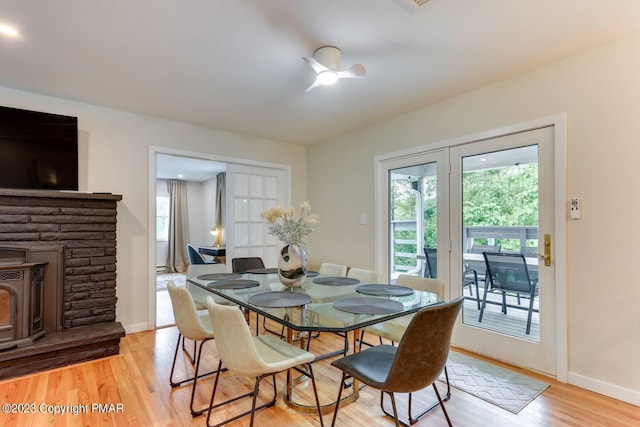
[0,189,125,380]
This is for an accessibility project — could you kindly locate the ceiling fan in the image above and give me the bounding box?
[303,46,366,92]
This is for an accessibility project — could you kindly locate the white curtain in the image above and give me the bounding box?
[165,179,189,273]
[214,173,226,247]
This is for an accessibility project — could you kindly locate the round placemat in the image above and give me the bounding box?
[247,291,312,308]
[312,276,360,286]
[207,279,260,289]
[333,297,404,315]
[246,267,278,274]
[356,284,414,296]
[197,272,241,281]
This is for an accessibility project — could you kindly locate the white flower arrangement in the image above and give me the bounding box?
[260,201,319,248]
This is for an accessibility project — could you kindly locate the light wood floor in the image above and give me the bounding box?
[0,319,638,427]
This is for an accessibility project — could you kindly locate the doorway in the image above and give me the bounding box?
[147,146,292,329]
[375,117,566,377]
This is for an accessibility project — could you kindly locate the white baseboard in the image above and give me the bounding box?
[123,322,153,334]
[568,372,640,406]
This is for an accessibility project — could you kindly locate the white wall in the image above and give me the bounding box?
[0,86,307,334]
[306,31,640,404]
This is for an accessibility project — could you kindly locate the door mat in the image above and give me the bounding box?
[439,351,549,414]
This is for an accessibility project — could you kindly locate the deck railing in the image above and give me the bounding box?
[391,222,538,275]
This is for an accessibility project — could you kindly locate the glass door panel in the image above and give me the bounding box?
[389,163,438,282]
[461,145,540,341]
[450,126,556,375]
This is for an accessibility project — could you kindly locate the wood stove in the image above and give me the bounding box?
[0,248,48,350]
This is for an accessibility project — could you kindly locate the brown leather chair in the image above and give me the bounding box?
[331,297,463,427]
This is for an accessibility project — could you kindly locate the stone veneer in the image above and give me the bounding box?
[0,189,125,379]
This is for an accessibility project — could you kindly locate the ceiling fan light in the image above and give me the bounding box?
[316,70,339,86]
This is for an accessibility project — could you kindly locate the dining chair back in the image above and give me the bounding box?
[361,274,449,424]
[480,252,538,334]
[205,297,324,427]
[185,264,229,309]
[187,243,213,265]
[331,297,463,427]
[346,267,380,283]
[231,257,265,273]
[318,262,348,277]
[167,281,219,417]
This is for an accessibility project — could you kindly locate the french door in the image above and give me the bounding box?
[450,127,556,375]
[225,163,289,269]
[378,124,560,375]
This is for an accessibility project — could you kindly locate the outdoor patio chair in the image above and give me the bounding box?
[479,252,538,334]
[463,244,501,308]
[423,247,437,278]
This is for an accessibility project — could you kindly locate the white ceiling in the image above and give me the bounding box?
[156,154,225,182]
[2,0,640,147]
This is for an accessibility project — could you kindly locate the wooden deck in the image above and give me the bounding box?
[461,289,540,341]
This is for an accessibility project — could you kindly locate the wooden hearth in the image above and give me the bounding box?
[0,189,125,380]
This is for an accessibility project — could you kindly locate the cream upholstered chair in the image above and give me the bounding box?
[186,263,228,310]
[360,274,451,425]
[204,296,324,427]
[318,262,347,277]
[346,267,380,283]
[331,297,463,427]
[167,281,221,417]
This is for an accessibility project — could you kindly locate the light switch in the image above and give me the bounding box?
[359,213,367,225]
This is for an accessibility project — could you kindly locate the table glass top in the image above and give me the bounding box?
[188,272,442,333]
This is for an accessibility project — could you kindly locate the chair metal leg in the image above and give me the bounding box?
[189,340,227,418]
[525,287,536,334]
[406,366,451,424]
[206,368,274,427]
[380,391,404,427]
[331,372,347,427]
[478,285,490,323]
[170,335,217,388]
[432,382,453,426]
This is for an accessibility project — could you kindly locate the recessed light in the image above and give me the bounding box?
[0,24,19,37]
[177,174,184,178]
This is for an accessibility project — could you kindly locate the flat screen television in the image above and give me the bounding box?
[0,105,78,191]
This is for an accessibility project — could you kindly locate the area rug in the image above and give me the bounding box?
[438,351,549,414]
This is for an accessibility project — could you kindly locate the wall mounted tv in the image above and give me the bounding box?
[0,105,78,191]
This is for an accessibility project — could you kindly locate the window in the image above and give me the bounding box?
[156,195,170,241]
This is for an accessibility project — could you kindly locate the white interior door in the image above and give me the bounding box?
[225,163,289,269]
[449,127,556,375]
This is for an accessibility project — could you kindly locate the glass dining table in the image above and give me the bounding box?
[187,269,443,413]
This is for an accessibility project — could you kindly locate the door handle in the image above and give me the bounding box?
[537,234,551,266]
